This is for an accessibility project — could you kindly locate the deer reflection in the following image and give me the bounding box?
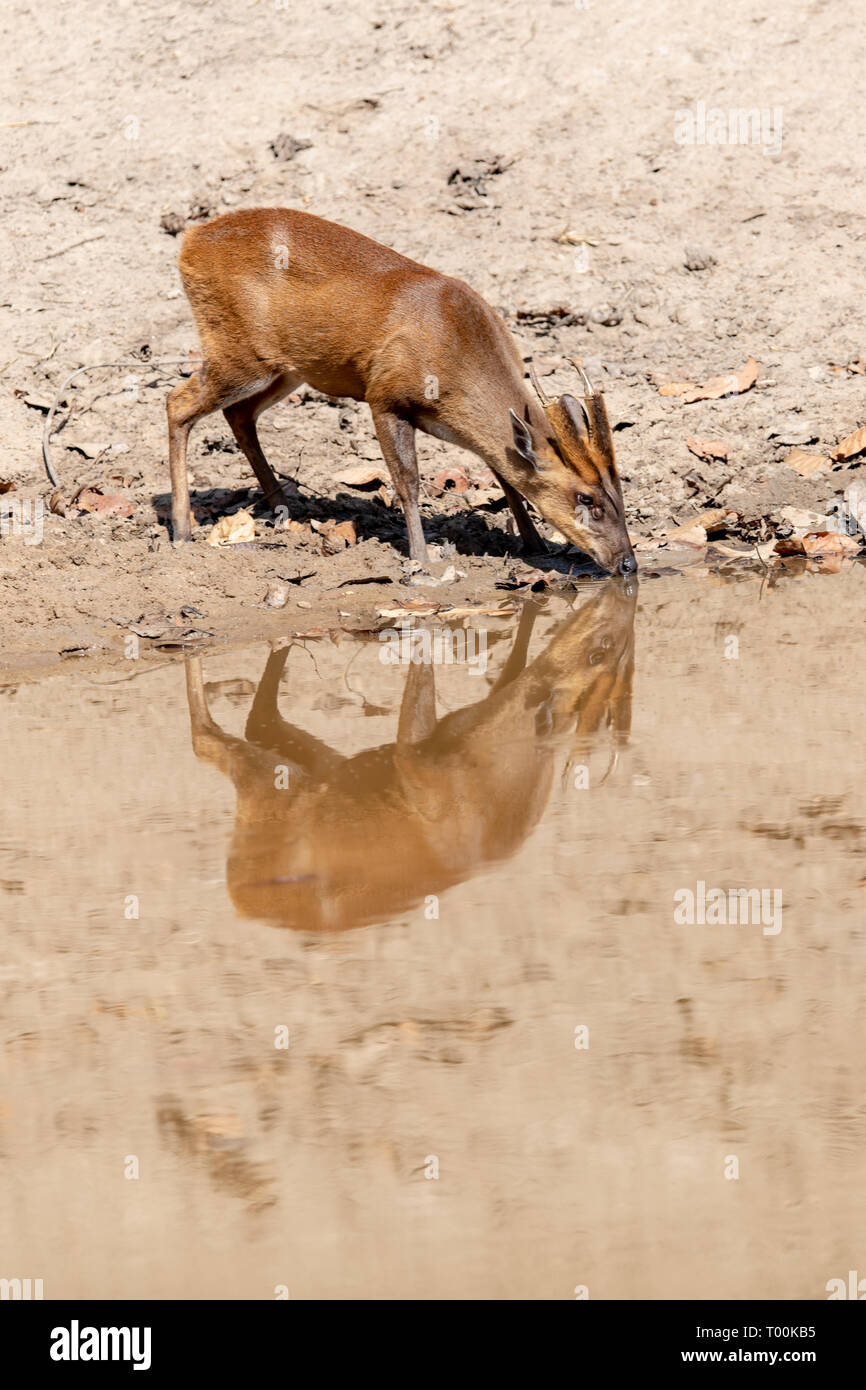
[186,580,637,931]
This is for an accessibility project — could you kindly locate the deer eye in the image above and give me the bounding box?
[577,493,593,506]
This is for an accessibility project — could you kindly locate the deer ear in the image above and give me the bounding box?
[559,394,591,443]
[509,408,537,466]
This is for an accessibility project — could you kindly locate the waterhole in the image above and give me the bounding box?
[2,567,864,1298]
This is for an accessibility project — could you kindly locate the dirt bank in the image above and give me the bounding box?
[2,0,865,676]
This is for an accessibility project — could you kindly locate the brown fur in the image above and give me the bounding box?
[167,208,635,571]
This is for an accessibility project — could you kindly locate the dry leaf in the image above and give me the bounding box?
[831,425,866,462]
[682,357,758,404]
[665,522,708,548]
[775,531,862,558]
[48,489,66,515]
[332,520,357,546]
[710,541,753,558]
[76,488,133,518]
[783,448,829,477]
[497,567,550,590]
[830,355,866,376]
[0,479,14,494]
[801,532,861,558]
[438,603,519,619]
[429,466,469,497]
[686,436,729,462]
[207,509,255,546]
[378,602,441,619]
[659,381,697,397]
[316,517,357,554]
[661,358,758,403]
[467,486,503,508]
[335,462,390,488]
[692,507,736,534]
[555,229,600,246]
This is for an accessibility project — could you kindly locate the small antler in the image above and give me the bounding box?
[527,362,550,406]
[568,355,596,398]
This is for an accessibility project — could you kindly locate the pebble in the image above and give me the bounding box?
[263,581,290,609]
[767,423,818,446]
[684,245,717,271]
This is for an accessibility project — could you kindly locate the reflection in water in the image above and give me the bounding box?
[186,580,637,931]
[6,569,864,1299]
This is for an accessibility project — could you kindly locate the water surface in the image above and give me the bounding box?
[2,566,864,1298]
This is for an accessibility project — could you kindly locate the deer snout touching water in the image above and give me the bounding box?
[184,581,636,932]
[167,209,636,574]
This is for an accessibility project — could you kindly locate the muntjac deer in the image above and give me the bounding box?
[167,209,636,574]
[184,581,636,932]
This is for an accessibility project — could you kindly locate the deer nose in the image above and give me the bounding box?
[618,553,637,575]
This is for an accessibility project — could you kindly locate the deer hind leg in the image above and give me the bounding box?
[370,406,428,563]
[223,372,301,514]
[167,369,232,543]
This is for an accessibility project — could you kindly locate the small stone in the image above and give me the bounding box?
[160,211,186,237]
[684,245,717,272]
[777,506,831,535]
[269,132,313,162]
[767,423,818,447]
[263,581,290,609]
[589,304,622,327]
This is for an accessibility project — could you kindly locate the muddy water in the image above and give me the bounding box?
[2,566,865,1300]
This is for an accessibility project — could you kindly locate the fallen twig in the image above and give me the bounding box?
[36,233,106,262]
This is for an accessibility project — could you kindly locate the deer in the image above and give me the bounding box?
[184,579,636,932]
[166,208,636,574]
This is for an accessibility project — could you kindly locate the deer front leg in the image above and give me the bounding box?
[370,407,428,563]
[488,600,540,694]
[245,647,346,780]
[223,372,301,513]
[185,656,246,777]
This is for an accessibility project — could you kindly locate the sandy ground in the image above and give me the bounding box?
[2,0,865,676]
